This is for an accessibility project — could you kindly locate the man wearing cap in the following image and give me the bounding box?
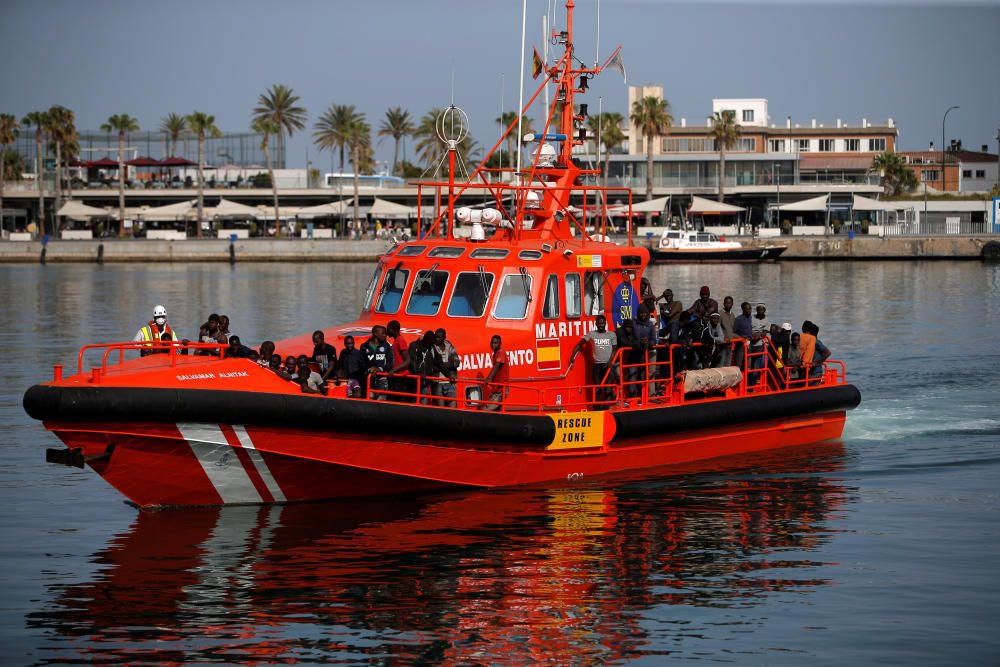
[690,285,719,322]
[657,289,683,344]
[749,303,769,383]
[707,311,727,367]
[134,305,179,356]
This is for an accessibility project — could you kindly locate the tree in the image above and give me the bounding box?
[21,111,48,235]
[412,108,479,172]
[160,113,188,157]
[378,107,414,176]
[251,118,281,236]
[0,114,20,234]
[45,105,77,235]
[186,112,222,237]
[708,110,739,202]
[345,117,371,234]
[252,84,307,169]
[100,114,140,236]
[587,112,625,189]
[313,104,362,173]
[630,96,672,224]
[1,150,25,181]
[870,151,918,196]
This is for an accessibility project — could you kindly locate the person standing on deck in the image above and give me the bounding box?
[133,305,179,356]
[481,335,509,411]
[569,314,619,409]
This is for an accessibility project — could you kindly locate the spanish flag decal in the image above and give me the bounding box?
[536,337,561,371]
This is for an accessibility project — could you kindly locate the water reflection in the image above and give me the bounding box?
[27,443,849,664]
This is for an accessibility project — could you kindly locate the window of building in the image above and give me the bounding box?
[742,109,754,122]
[976,170,986,178]
[819,139,834,152]
[493,273,532,320]
[406,270,449,316]
[584,271,604,316]
[769,139,785,153]
[963,170,972,178]
[869,138,886,152]
[798,139,810,152]
[565,273,582,319]
[738,137,756,152]
[846,139,861,152]
[921,170,939,182]
[447,271,495,318]
[542,274,560,319]
[375,267,409,314]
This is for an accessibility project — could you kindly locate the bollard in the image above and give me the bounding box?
[96,243,104,265]
[90,367,101,384]
[229,233,237,265]
[53,365,63,381]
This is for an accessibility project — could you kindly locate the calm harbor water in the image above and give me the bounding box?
[1,260,998,665]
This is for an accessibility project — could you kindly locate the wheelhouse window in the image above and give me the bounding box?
[584,270,604,316]
[542,274,560,319]
[518,250,543,260]
[397,245,427,257]
[428,246,466,258]
[406,270,449,316]
[375,267,409,314]
[447,271,495,318]
[470,248,510,259]
[493,273,532,320]
[363,265,384,310]
[565,273,582,318]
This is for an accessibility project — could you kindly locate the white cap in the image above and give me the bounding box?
[153,305,167,317]
[781,322,792,331]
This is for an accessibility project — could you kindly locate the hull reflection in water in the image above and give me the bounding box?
[28,443,850,664]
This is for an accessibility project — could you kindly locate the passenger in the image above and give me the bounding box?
[633,306,659,397]
[258,341,276,368]
[197,313,224,355]
[409,331,439,404]
[386,320,413,402]
[807,321,831,383]
[732,301,753,368]
[718,296,737,366]
[639,276,654,302]
[282,355,297,373]
[774,323,792,366]
[133,305,179,356]
[293,358,326,394]
[569,314,619,408]
[310,330,338,381]
[707,312,727,367]
[676,312,710,370]
[217,315,232,345]
[362,325,394,400]
[268,353,283,371]
[787,332,803,383]
[225,335,254,359]
[690,285,719,321]
[336,335,366,397]
[799,320,818,384]
[615,318,643,399]
[481,335,509,411]
[748,303,769,384]
[431,328,460,407]
[657,289,683,344]
[248,350,260,363]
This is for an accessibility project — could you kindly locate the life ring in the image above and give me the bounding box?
[982,241,1000,261]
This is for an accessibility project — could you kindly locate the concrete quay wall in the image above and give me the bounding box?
[0,236,997,263]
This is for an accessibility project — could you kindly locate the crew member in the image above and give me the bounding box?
[133,305,179,356]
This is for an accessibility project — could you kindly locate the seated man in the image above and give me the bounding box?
[225,335,254,359]
[293,358,326,394]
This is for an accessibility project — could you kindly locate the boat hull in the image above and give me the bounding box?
[27,383,860,508]
[650,246,787,263]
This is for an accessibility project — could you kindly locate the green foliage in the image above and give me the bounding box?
[313,104,364,173]
[396,160,423,179]
[2,149,25,180]
[253,84,307,139]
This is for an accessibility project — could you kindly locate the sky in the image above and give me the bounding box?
[2,0,998,171]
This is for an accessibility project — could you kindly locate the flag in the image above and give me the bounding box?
[532,46,544,79]
[611,280,637,329]
[601,46,627,84]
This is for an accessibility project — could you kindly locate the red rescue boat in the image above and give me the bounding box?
[23,1,859,508]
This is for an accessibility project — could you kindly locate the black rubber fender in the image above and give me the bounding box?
[982,241,1000,261]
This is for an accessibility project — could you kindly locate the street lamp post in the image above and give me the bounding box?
[775,162,781,235]
[941,105,959,192]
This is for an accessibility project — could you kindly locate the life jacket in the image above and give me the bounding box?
[139,321,177,346]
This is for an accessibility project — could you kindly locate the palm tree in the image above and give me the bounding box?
[630,96,672,223]
[186,112,222,237]
[0,114,20,235]
[378,107,414,175]
[101,114,140,236]
[45,106,77,235]
[412,108,480,172]
[708,110,739,202]
[251,118,281,236]
[21,111,48,235]
[346,117,371,234]
[252,84,307,169]
[587,112,625,188]
[160,113,187,157]
[313,104,363,173]
[870,151,917,196]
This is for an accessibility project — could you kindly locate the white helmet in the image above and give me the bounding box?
[153,305,167,318]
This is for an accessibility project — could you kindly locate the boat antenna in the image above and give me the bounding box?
[516,0,527,173]
[595,0,601,67]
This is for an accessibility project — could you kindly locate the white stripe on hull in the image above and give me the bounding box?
[177,423,262,504]
[231,425,287,502]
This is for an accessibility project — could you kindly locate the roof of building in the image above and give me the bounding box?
[663,125,896,137]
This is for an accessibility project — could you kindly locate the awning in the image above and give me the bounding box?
[799,156,874,170]
[87,157,120,168]
[777,194,829,212]
[369,198,416,219]
[126,155,161,167]
[140,200,196,220]
[688,195,745,214]
[297,199,355,218]
[257,205,301,220]
[160,156,197,167]
[852,194,904,212]
[213,198,261,219]
[56,201,111,220]
[608,196,670,214]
